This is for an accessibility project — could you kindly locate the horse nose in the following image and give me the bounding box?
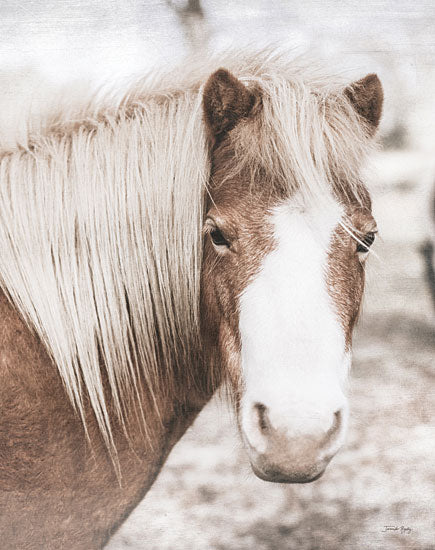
[244,402,347,483]
[254,402,343,447]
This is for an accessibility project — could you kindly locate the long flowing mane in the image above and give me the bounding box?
[0,51,374,447]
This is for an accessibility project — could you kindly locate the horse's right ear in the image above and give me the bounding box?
[203,68,259,142]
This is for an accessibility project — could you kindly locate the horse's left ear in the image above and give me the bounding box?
[345,74,383,135]
[203,68,259,142]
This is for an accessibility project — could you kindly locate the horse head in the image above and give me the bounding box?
[201,67,382,483]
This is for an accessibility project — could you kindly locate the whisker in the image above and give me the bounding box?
[339,221,380,260]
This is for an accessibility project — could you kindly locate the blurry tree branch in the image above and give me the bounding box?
[166,0,204,18]
[166,0,209,52]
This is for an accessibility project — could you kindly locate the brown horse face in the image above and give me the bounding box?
[201,68,381,483]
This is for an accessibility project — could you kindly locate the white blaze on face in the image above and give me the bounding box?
[239,195,349,454]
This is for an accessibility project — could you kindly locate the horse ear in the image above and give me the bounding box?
[344,74,383,135]
[203,68,259,141]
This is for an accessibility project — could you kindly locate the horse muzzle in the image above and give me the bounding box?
[241,399,348,484]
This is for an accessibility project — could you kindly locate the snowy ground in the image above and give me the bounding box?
[107,150,435,550]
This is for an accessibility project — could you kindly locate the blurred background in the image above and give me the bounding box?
[1,1,433,549]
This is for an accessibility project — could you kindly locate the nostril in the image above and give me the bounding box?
[321,409,344,453]
[326,409,342,438]
[254,402,270,433]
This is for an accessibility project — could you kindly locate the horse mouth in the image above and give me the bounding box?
[250,460,327,484]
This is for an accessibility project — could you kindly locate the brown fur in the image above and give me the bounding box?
[327,204,377,347]
[203,68,261,145]
[201,162,279,395]
[0,290,209,549]
[344,74,383,135]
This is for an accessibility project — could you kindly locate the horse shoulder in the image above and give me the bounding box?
[0,290,201,549]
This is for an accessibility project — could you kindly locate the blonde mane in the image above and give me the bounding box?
[0,50,374,447]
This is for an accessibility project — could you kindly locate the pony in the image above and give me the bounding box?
[0,51,383,548]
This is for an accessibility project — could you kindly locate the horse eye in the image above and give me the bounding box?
[356,231,376,253]
[210,228,229,248]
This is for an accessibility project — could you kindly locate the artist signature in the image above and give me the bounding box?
[382,525,412,534]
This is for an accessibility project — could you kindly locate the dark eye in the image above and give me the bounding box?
[210,227,230,248]
[356,232,376,253]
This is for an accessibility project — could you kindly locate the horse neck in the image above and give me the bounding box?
[0,288,212,548]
